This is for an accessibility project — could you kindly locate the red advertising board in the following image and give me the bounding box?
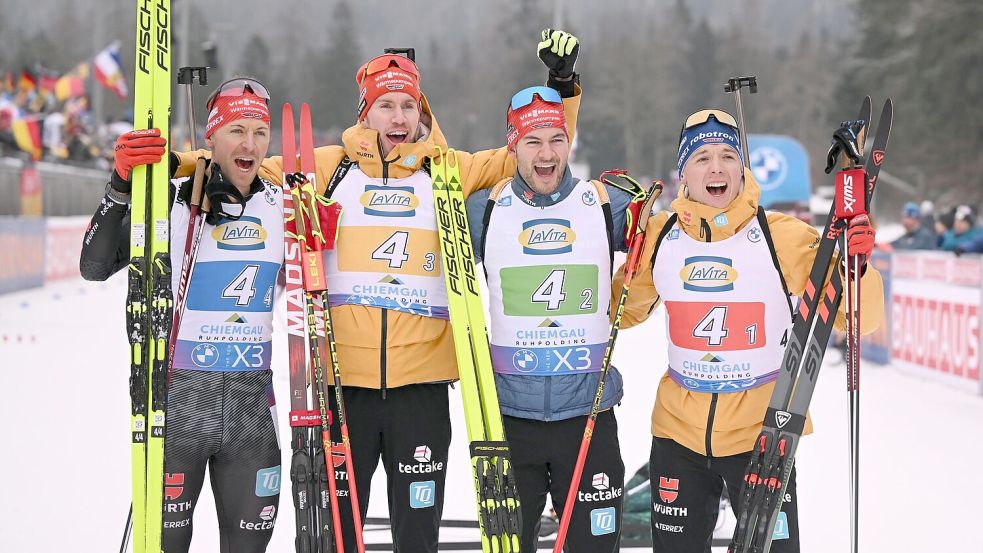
[891,252,982,393]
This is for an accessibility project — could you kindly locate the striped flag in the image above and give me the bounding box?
[55,63,89,102]
[12,116,43,160]
[93,41,128,100]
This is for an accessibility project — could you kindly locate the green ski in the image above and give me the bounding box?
[127,1,171,552]
[431,148,520,553]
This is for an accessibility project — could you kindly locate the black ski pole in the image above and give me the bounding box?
[724,76,758,168]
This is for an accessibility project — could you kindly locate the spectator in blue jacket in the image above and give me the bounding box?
[940,205,982,251]
[892,201,938,250]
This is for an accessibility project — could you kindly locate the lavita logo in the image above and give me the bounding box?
[360,185,419,217]
[212,216,267,251]
[518,218,576,255]
[679,256,737,292]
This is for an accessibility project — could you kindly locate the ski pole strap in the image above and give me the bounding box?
[599,169,647,244]
[834,168,868,219]
[324,156,354,199]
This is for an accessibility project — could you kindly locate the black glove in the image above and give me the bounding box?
[954,246,966,256]
[538,28,579,79]
[824,120,865,174]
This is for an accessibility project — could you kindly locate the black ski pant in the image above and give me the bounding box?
[328,383,452,553]
[162,369,282,553]
[505,410,626,553]
[649,436,800,553]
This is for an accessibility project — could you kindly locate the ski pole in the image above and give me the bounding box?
[299,102,367,553]
[724,76,758,168]
[287,170,348,553]
[167,66,209,385]
[119,505,133,553]
[552,172,662,553]
[833,119,868,553]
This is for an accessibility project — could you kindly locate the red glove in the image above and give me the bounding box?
[114,128,167,181]
[846,213,875,257]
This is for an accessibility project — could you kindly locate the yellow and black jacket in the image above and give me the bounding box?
[616,170,883,457]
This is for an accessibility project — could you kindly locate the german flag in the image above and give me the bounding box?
[18,69,37,92]
[12,116,43,160]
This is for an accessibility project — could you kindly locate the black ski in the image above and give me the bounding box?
[729,97,893,553]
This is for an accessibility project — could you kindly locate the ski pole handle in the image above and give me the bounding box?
[724,76,757,168]
[177,66,208,151]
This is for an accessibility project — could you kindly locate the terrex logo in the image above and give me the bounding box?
[212,216,267,250]
[360,185,418,217]
[578,473,622,502]
[679,256,737,292]
[518,219,576,255]
[399,445,444,474]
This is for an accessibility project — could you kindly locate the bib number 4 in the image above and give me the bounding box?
[667,301,769,351]
[371,231,411,268]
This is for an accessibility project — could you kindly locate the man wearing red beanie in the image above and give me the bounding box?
[463,85,642,551]
[81,77,287,553]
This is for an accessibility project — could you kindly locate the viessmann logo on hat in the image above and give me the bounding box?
[679,255,737,292]
[360,185,419,217]
[518,218,576,255]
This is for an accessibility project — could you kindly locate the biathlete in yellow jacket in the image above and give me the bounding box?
[616,110,884,553]
[172,28,582,553]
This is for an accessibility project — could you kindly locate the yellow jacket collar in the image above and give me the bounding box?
[670,168,762,241]
[341,93,448,179]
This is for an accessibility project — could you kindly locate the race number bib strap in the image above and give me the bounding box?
[668,366,777,393]
[491,343,606,375]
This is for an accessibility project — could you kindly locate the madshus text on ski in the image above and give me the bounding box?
[77,6,890,552]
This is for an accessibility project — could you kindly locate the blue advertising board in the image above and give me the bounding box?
[0,216,45,294]
[748,135,810,208]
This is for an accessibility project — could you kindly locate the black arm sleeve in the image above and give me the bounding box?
[80,192,131,281]
[80,181,180,281]
[547,72,579,98]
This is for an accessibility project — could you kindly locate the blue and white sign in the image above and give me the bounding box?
[409,481,436,509]
[748,135,810,208]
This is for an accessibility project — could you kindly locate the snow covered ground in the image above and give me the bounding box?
[2,274,981,552]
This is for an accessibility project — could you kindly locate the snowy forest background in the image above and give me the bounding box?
[1,0,979,206]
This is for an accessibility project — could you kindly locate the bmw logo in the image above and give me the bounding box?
[512,349,539,373]
[191,343,220,368]
[750,146,788,191]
